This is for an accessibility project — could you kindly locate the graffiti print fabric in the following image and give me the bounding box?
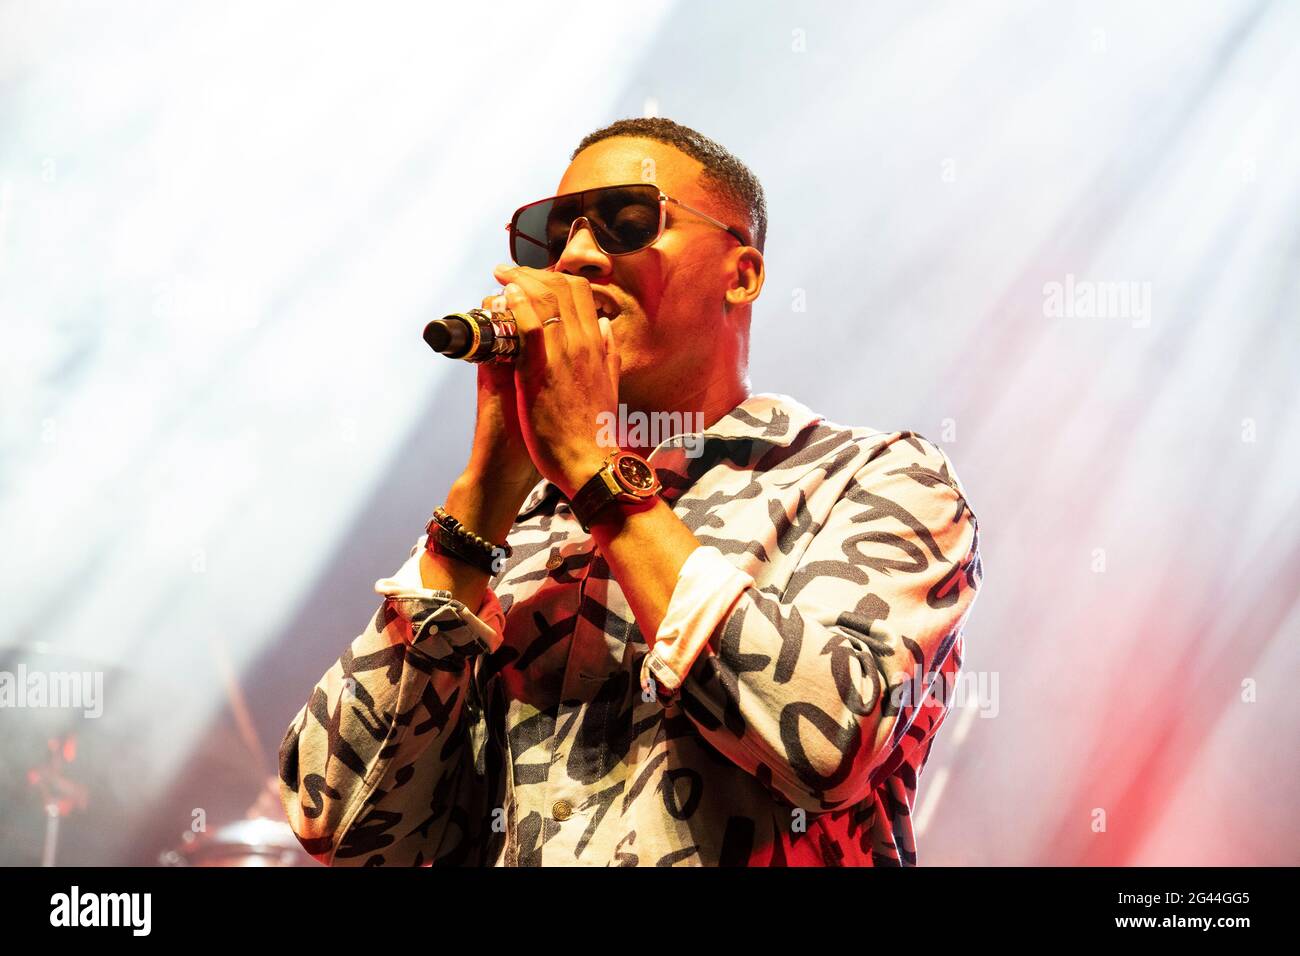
[279,392,982,866]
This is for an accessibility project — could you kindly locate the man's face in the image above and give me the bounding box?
[544,136,749,407]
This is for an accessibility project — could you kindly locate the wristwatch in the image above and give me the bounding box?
[567,450,662,532]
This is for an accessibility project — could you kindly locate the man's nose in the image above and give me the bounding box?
[554,217,613,279]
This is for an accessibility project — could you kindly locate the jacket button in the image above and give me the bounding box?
[546,553,564,570]
[551,800,573,821]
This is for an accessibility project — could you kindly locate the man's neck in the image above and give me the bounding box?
[619,378,752,458]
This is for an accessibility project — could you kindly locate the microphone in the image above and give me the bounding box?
[423,308,521,363]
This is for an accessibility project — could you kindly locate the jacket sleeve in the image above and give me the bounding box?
[278,538,507,866]
[668,434,983,812]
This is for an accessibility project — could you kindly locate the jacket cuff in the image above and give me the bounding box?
[372,539,507,657]
[644,545,754,696]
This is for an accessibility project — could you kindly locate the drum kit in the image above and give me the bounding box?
[158,778,315,867]
[2,641,315,867]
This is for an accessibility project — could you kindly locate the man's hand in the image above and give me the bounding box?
[417,291,544,603]
[492,263,621,499]
[464,291,541,490]
[420,268,621,604]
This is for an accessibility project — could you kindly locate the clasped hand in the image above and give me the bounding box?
[489,263,620,500]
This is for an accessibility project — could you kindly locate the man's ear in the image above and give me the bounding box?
[724,246,764,307]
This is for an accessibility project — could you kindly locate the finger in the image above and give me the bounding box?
[496,263,591,346]
[558,274,602,352]
[599,315,620,397]
[500,267,572,362]
[476,292,514,385]
[501,278,563,373]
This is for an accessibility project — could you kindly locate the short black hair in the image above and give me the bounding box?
[572,117,767,253]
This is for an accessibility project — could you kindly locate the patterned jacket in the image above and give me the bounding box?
[278,392,983,866]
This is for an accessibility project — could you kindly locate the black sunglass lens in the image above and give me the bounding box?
[543,195,583,263]
[512,198,558,268]
[510,185,660,266]
[589,186,659,253]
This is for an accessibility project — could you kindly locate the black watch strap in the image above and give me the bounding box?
[568,452,660,532]
[569,468,617,532]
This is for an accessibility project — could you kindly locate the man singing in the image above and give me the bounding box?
[278,117,982,866]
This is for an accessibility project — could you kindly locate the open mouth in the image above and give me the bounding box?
[591,287,624,321]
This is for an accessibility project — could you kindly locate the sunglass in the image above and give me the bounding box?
[505,182,748,270]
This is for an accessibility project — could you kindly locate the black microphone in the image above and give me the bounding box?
[423,308,521,363]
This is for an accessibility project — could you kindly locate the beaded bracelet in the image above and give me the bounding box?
[428,524,495,575]
[425,506,512,576]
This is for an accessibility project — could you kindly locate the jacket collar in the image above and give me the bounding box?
[693,391,823,448]
[516,392,823,515]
